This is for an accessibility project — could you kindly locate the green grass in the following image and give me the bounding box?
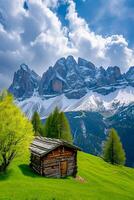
[0,152,134,200]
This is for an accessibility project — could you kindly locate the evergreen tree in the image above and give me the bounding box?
[59,112,72,143]
[44,107,72,143]
[31,111,43,136]
[44,113,53,137]
[44,107,60,138]
[51,107,60,138]
[103,128,126,165]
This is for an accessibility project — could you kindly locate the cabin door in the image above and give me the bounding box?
[60,161,67,177]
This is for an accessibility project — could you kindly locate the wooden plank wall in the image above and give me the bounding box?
[42,146,77,177]
[30,154,43,175]
[30,146,78,178]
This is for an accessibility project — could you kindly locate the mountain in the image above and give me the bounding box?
[16,86,134,119]
[9,56,134,167]
[9,56,134,118]
[65,107,134,167]
[65,111,107,155]
[9,64,41,99]
[10,56,134,100]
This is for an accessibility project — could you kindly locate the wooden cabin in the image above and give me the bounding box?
[30,137,81,178]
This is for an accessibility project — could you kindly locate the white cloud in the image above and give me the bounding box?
[43,0,59,9]
[0,0,134,89]
[66,0,134,70]
[0,0,73,76]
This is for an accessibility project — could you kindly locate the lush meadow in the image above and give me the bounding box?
[0,152,134,200]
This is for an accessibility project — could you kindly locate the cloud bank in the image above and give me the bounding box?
[0,0,134,89]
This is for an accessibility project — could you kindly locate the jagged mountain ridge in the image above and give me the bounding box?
[9,64,41,99]
[8,56,134,119]
[9,56,134,100]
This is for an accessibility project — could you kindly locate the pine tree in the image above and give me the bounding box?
[50,107,60,138]
[44,107,72,143]
[59,112,72,143]
[103,128,126,165]
[45,107,60,138]
[31,111,43,136]
[44,113,53,137]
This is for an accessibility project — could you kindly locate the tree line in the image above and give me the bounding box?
[31,107,72,143]
[0,90,126,173]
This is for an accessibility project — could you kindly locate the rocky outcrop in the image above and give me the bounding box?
[125,66,134,86]
[9,64,40,99]
[9,56,134,99]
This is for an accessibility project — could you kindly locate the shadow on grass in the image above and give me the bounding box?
[19,164,40,178]
[19,164,71,181]
[0,169,13,181]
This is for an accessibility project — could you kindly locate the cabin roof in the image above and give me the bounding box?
[30,136,81,157]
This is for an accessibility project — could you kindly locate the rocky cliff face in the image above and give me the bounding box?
[125,66,134,86]
[9,64,40,99]
[9,56,134,100]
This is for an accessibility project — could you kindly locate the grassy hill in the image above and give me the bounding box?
[0,152,134,200]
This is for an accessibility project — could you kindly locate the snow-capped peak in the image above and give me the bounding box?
[16,86,134,119]
[9,56,134,118]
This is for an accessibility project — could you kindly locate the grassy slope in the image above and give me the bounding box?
[0,152,134,200]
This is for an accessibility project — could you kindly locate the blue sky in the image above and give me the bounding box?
[57,0,134,47]
[0,0,134,89]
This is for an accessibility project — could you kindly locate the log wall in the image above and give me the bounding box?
[31,146,78,178]
[30,154,43,175]
[42,146,77,177]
